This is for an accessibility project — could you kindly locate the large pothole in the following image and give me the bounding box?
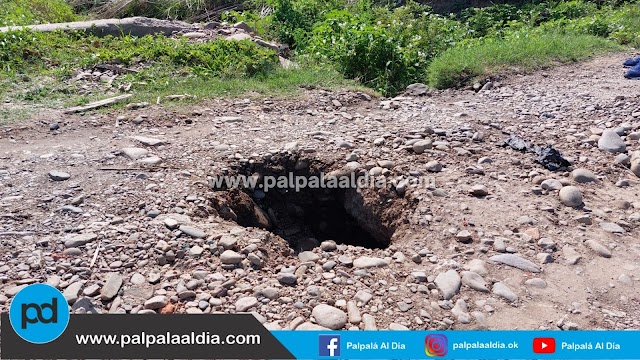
[207,153,402,251]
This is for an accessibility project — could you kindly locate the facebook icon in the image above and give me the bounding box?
[319,335,341,357]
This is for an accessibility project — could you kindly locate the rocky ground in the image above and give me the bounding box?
[0,54,639,331]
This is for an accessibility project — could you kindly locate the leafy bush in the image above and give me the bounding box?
[265,0,399,48]
[602,3,640,47]
[123,0,206,20]
[303,2,466,94]
[550,0,599,20]
[268,0,348,48]
[459,4,521,37]
[0,0,78,26]
[93,35,279,77]
[532,2,639,40]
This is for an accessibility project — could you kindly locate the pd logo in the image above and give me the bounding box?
[425,334,448,357]
[8,283,70,344]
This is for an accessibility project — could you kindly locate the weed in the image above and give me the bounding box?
[0,0,77,26]
[427,32,622,89]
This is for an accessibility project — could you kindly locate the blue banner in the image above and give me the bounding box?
[272,330,640,359]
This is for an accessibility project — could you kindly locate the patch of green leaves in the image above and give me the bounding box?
[303,2,466,94]
[0,0,77,27]
[0,30,279,78]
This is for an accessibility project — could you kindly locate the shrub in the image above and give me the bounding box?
[0,0,78,26]
[603,3,640,47]
[549,0,599,20]
[3,0,639,98]
[533,2,639,40]
[268,0,355,48]
[303,3,466,94]
[459,4,522,37]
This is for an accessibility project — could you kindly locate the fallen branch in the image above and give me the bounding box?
[95,64,138,75]
[90,239,101,269]
[157,94,197,105]
[64,94,133,114]
[98,167,147,171]
[98,166,178,171]
[165,94,196,101]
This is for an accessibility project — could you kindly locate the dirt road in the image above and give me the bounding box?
[0,54,638,330]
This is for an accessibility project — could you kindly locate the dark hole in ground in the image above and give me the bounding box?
[256,187,387,250]
[209,155,395,251]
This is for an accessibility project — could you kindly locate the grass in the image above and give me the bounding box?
[0,0,78,26]
[426,32,623,89]
[103,66,369,104]
[0,107,32,125]
[0,27,368,124]
[76,0,234,20]
[0,31,281,79]
[0,66,365,124]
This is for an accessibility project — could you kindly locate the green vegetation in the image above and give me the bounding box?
[0,0,77,26]
[77,0,226,20]
[302,5,466,94]
[0,30,361,120]
[1,0,639,122]
[427,32,621,89]
[221,0,638,94]
[1,31,279,77]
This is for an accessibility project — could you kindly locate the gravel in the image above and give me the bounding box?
[48,170,70,181]
[312,304,347,330]
[220,250,242,264]
[585,240,612,258]
[100,273,123,301]
[353,257,389,268]
[559,186,583,208]
[461,271,489,293]
[492,282,518,302]
[434,270,461,300]
[598,130,626,153]
[179,225,206,238]
[235,297,258,312]
[121,147,150,160]
[490,254,541,273]
[572,168,598,183]
[144,296,168,310]
[600,222,625,234]
[64,233,98,248]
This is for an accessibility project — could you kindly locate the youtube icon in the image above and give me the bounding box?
[533,338,556,354]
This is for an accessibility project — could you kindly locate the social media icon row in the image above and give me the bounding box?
[319,335,559,357]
